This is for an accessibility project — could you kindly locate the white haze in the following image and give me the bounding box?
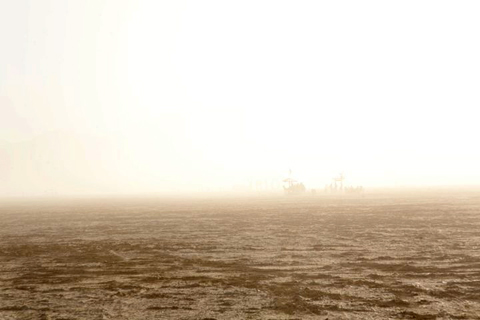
[1,0,479,196]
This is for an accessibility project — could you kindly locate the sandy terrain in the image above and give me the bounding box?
[1,193,480,319]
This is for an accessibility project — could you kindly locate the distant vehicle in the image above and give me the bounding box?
[283,178,306,195]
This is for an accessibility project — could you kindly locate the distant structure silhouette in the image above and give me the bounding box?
[324,173,364,195]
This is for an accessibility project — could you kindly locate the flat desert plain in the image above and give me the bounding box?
[1,193,480,319]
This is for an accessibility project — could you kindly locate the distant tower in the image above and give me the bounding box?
[333,173,345,191]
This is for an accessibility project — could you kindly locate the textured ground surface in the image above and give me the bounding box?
[1,193,480,319]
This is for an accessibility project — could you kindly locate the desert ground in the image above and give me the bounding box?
[1,192,480,319]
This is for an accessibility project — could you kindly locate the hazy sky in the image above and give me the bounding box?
[1,0,479,195]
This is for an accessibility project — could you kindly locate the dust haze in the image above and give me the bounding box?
[1,0,480,319]
[2,0,480,197]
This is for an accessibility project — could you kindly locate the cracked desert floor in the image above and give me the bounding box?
[1,193,480,319]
